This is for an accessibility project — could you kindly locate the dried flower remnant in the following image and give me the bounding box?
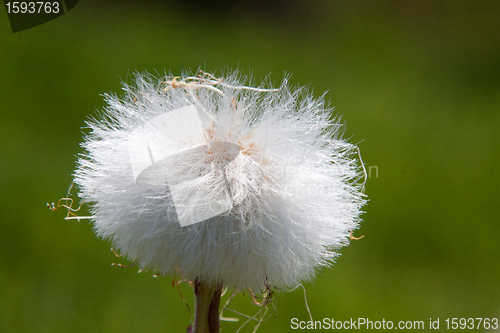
[54,70,367,332]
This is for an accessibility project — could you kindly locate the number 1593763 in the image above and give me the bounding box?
[5,2,60,14]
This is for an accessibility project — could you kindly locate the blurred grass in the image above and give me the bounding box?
[1,1,499,332]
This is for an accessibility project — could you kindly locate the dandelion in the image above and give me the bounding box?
[71,70,366,332]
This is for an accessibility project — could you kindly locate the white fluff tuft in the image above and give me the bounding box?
[74,70,367,292]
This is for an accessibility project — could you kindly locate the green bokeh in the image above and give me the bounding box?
[1,1,499,332]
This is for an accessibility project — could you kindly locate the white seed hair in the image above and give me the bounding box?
[74,70,367,292]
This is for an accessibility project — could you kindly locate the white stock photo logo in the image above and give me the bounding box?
[128,105,243,227]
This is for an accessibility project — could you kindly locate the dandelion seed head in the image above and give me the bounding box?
[74,70,367,292]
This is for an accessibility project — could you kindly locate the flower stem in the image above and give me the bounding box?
[193,280,222,333]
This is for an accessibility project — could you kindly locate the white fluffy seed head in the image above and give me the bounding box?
[74,70,367,292]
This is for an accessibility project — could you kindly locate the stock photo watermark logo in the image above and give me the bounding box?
[4,0,79,33]
[128,105,245,227]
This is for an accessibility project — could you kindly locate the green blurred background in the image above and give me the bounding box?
[1,1,499,332]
